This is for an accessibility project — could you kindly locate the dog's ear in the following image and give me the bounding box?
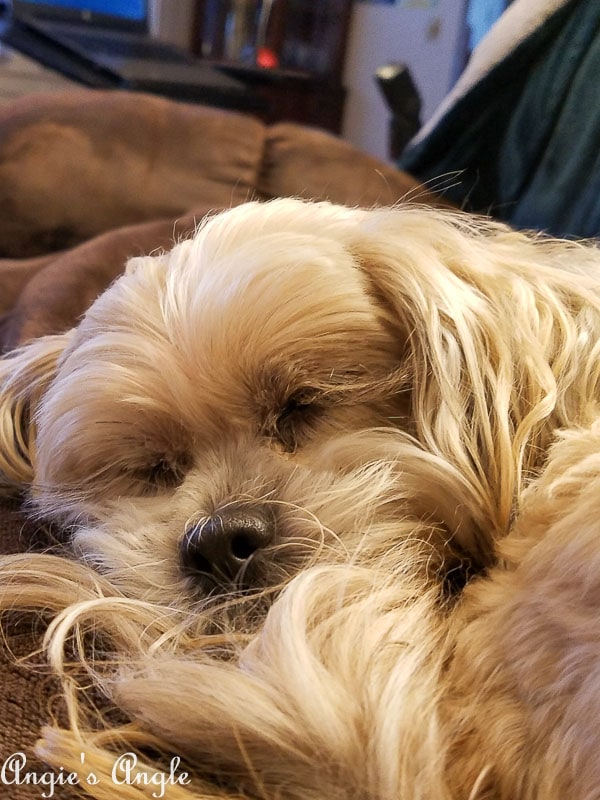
[349,210,441,339]
[0,333,71,487]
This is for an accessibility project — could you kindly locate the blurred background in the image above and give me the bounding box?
[1,0,511,161]
[151,0,509,161]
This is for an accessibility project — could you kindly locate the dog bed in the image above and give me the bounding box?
[0,89,445,349]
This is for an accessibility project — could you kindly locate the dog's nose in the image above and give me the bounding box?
[180,505,275,584]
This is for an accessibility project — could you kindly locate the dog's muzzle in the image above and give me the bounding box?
[180,503,275,588]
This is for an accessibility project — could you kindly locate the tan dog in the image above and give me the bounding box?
[1,199,600,798]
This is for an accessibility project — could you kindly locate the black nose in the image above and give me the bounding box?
[180,505,275,585]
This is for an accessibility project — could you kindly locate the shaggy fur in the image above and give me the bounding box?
[1,198,600,798]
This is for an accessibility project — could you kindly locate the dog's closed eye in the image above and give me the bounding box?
[139,454,192,493]
[272,390,322,453]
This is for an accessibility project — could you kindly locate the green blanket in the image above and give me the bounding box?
[400,0,600,239]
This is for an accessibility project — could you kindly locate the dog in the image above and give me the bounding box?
[1,198,600,798]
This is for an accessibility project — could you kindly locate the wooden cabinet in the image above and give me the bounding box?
[190,0,352,133]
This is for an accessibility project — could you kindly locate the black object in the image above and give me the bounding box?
[0,0,263,110]
[375,63,422,160]
[0,3,118,86]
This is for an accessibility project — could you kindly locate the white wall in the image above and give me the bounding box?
[150,0,196,48]
[343,0,467,161]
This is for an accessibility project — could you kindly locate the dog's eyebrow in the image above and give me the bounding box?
[316,366,412,404]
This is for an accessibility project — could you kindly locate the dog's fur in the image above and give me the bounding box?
[1,199,600,798]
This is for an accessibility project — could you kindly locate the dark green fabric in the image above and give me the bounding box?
[400,0,600,239]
